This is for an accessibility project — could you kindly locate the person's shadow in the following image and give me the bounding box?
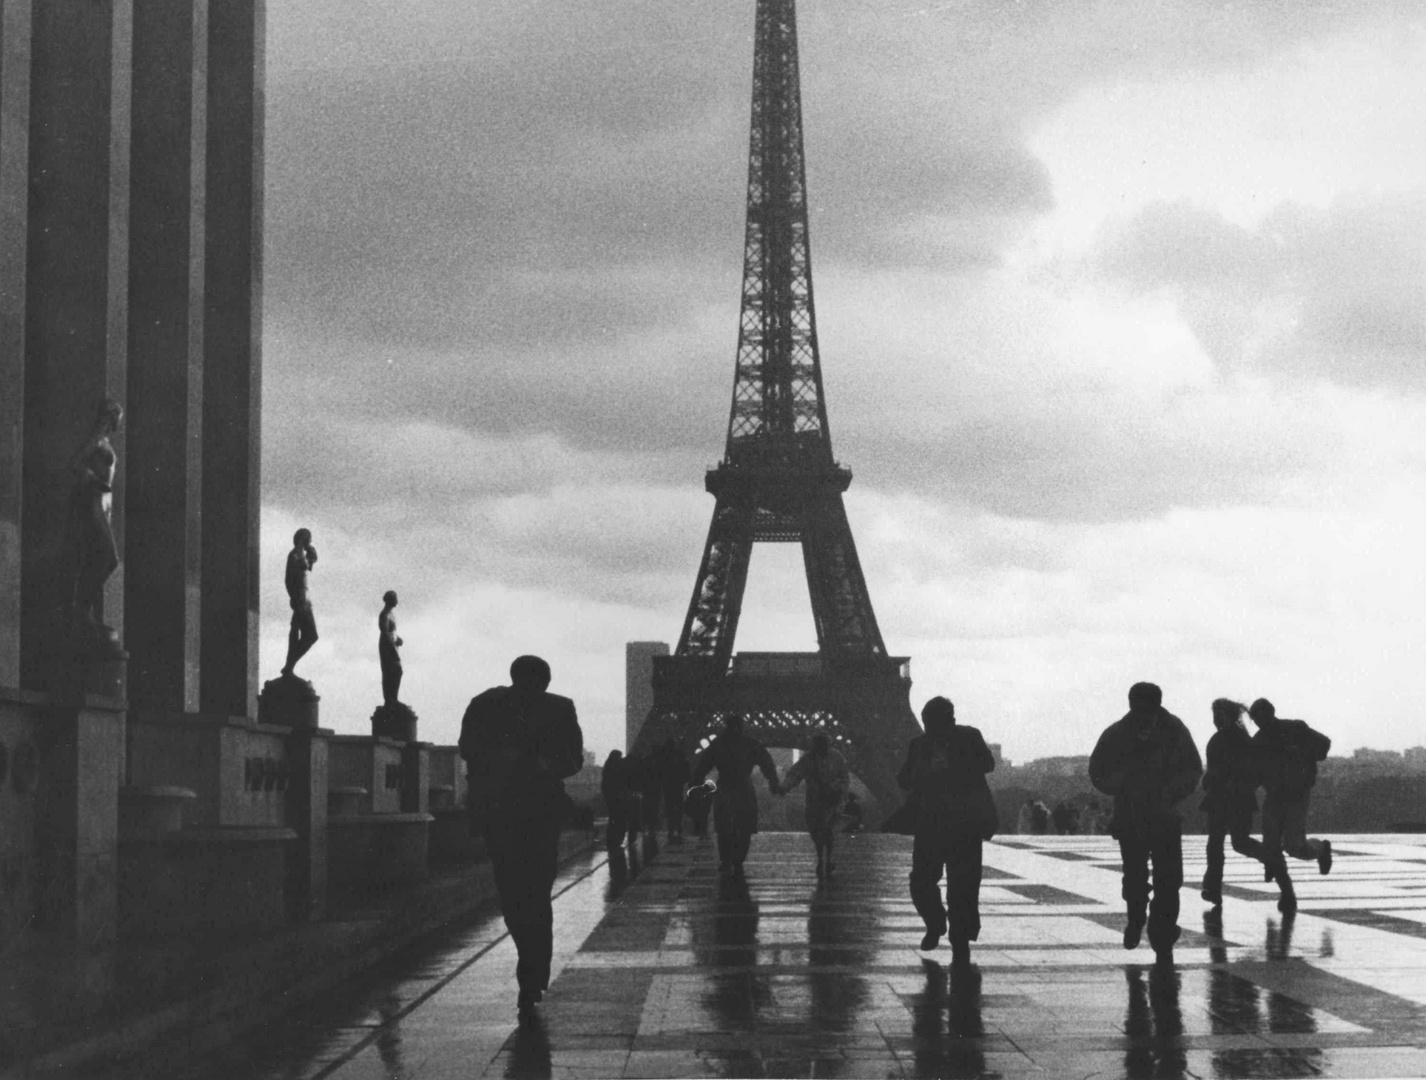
[504,1010,552,1079]
[807,881,871,1035]
[1123,965,1187,1079]
[910,959,986,1079]
[1204,913,1321,1078]
[606,845,629,902]
[688,874,763,1077]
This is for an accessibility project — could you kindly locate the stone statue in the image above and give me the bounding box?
[280,527,319,677]
[378,590,403,705]
[64,397,124,653]
[371,588,417,741]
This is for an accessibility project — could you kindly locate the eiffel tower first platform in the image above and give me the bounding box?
[631,0,922,815]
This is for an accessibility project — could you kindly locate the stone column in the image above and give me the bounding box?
[199,0,262,721]
[0,0,31,689]
[19,0,132,690]
[125,0,207,713]
[33,697,126,945]
[284,726,328,922]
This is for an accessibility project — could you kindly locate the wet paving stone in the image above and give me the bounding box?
[165,832,1426,1078]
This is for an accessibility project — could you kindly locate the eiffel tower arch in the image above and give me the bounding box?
[632,0,923,819]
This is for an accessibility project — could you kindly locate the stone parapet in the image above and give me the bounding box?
[118,825,296,939]
[327,812,433,892]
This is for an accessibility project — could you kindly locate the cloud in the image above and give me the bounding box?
[1097,192,1426,388]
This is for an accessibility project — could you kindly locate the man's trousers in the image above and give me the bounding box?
[487,812,562,998]
[1262,791,1324,874]
[1202,806,1268,895]
[910,829,984,943]
[1118,817,1183,952]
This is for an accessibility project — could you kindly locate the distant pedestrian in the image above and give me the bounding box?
[601,750,630,850]
[621,754,647,844]
[1249,698,1333,913]
[639,751,664,841]
[898,697,997,966]
[692,714,781,877]
[659,739,692,841]
[1199,699,1270,906]
[1090,682,1202,966]
[459,655,584,1016]
[841,792,864,834]
[782,732,851,878]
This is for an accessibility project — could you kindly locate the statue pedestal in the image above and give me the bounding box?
[67,651,128,699]
[257,673,320,729]
[49,627,128,699]
[371,702,418,742]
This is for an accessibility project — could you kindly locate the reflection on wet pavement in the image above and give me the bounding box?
[149,833,1426,1078]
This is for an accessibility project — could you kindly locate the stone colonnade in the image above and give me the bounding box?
[1,0,262,716]
[0,0,263,946]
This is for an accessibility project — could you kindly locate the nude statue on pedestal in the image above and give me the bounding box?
[281,528,319,677]
[378,590,404,705]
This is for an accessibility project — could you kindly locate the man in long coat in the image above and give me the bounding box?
[692,714,781,876]
[459,655,583,1015]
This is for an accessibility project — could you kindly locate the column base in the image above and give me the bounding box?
[257,674,320,729]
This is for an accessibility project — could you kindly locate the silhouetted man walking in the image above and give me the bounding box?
[1249,698,1332,913]
[1090,682,1202,965]
[459,655,583,1016]
[899,697,997,966]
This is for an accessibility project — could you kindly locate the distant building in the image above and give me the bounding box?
[625,642,669,752]
[1405,747,1426,768]
[1353,748,1404,764]
[1021,755,1090,778]
[988,743,1007,768]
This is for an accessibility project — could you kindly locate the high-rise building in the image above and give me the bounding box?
[625,642,669,751]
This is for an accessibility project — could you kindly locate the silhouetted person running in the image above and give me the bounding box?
[1199,698,1270,906]
[899,697,996,966]
[782,731,850,878]
[459,655,583,1016]
[1249,698,1332,913]
[601,750,630,850]
[1090,682,1202,966]
[692,714,781,877]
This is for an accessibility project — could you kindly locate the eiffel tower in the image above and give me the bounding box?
[631,0,922,816]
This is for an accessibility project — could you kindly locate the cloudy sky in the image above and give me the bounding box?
[258,0,1425,766]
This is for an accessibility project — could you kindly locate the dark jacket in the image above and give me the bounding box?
[1252,718,1331,798]
[1200,725,1262,816]
[897,725,996,837]
[1089,708,1202,839]
[459,685,583,821]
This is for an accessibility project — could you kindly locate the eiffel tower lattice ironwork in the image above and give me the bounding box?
[631,0,921,817]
